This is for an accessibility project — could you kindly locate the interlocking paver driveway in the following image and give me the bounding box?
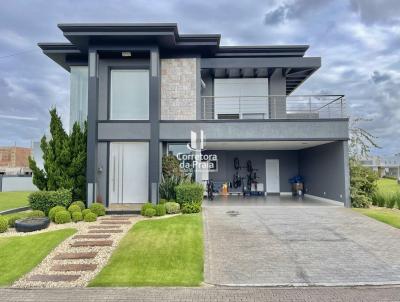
[203,203,400,286]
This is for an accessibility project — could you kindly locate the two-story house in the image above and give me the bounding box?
[39,23,350,208]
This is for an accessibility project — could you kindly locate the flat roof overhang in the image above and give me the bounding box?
[204,140,333,150]
[160,119,349,142]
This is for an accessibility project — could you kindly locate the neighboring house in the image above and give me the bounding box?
[360,155,400,178]
[0,146,32,175]
[39,23,350,207]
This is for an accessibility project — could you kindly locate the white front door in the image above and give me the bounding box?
[109,142,149,204]
[265,159,280,193]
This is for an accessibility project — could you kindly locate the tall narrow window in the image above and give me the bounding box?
[110,69,149,120]
[70,66,88,131]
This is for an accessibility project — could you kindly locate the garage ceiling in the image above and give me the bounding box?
[204,141,333,151]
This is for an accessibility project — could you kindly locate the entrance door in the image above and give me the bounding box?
[265,159,280,194]
[109,142,149,204]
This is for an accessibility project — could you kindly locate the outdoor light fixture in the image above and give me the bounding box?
[121,51,132,57]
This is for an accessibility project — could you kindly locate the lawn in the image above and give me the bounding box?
[354,207,400,229]
[0,228,76,286]
[90,214,203,287]
[0,191,31,212]
[376,178,400,194]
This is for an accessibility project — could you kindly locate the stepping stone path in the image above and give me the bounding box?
[13,215,141,288]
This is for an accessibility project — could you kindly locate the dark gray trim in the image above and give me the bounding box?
[86,49,98,204]
[99,139,151,142]
[106,142,110,207]
[160,118,349,123]
[160,138,349,142]
[201,57,321,69]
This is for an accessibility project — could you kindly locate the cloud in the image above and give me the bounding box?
[350,0,400,25]
[371,71,391,84]
[0,114,38,121]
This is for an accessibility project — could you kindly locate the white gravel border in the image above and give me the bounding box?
[11,214,180,288]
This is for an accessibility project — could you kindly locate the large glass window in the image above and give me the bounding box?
[110,69,149,120]
[70,66,88,131]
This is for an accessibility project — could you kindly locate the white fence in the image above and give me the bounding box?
[0,176,38,192]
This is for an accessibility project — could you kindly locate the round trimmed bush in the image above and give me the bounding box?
[82,209,91,217]
[54,210,71,224]
[141,203,156,216]
[27,210,45,218]
[144,208,156,217]
[84,212,97,222]
[70,201,85,211]
[7,214,23,227]
[49,206,66,222]
[68,204,81,214]
[181,201,202,214]
[155,204,166,216]
[165,202,180,214]
[159,199,168,204]
[89,203,105,216]
[72,211,83,222]
[0,216,8,233]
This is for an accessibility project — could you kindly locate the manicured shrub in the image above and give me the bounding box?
[6,214,22,227]
[27,210,45,218]
[176,183,203,214]
[350,162,378,208]
[181,201,202,214]
[159,199,168,204]
[82,209,92,217]
[49,206,66,222]
[165,202,180,214]
[70,201,85,211]
[84,212,97,222]
[68,204,81,214]
[54,210,71,224]
[89,203,105,216]
[141,203,156,216]
[144,208,156,217]
[29,189,72,214]
[175,183,203,206]
[155,204,166,216]
[0,216,8,233]
[72,211,83,222]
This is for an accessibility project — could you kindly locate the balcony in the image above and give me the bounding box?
[201,95,346,120]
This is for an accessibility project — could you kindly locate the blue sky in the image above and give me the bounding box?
[0,0,399,156]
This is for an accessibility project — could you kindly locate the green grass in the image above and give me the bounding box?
[90,214,203,287]
[0,191,31,212]
[354,207,400,229]
[377,178,400,194]
[0,228,76,286]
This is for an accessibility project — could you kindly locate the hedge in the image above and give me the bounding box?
[29,189,72,215]
[175,183,203,205]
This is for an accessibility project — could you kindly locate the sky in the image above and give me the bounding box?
[0,0,399,156]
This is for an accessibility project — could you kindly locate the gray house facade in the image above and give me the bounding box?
[39,23,350,207]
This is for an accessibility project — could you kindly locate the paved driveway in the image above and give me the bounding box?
[203,201,400,286]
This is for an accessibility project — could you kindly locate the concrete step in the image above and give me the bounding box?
[73,234,111,239]
[70,240,113,247]
[53,252,98,260]
[100,221,131,225]
[88,229,123,234]
[51,264,97,272]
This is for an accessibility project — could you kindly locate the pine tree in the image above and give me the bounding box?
[29,108,87,201]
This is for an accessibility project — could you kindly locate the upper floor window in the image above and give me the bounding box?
[70,66,88,131]
[110,69,149,120]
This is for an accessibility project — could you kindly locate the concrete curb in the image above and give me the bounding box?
[0,206,30,215]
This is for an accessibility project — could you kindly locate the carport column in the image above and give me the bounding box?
[343,141,351,207]
[86,49,99,206]
[149,48,160,204]
[268,68,286,119]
